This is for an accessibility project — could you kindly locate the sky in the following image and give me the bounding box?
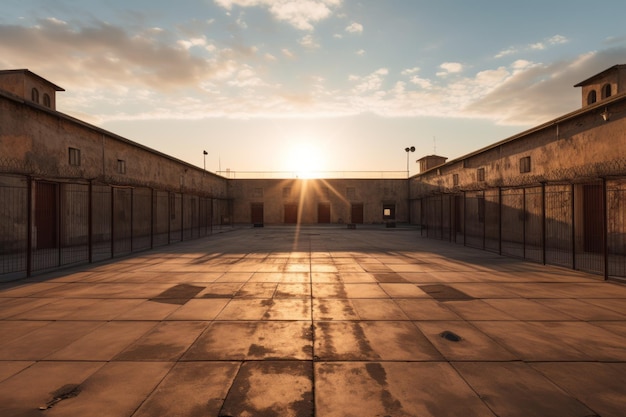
[2,0,626,177]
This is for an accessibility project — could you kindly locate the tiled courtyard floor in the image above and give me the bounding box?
[1,226,626,417]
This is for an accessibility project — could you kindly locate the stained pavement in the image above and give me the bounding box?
[1,226,626,417]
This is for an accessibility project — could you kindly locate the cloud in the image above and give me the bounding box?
[495,34,569,58]
[349,68,388,93]
[214,0,342,31]
[299,34,320,48]
[355,49,365,56]
[436,62,463,77]
[345,22,363,34]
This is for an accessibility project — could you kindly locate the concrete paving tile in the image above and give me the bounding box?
[483,298,575,320]
[183,321,312,360]
[61,299,146,320]
[0,297,57,320]
[454,362,595,417]
[530,321,626,361]
[335,264,366,272]
[472,321,593,361]
[531,362,626,417]
[132,362,240,417]
[219,361,313,417]
[342,283,388,298]
[281,272,311,282]
[0,320,52,346]
[115,299,183,320]
[0,361,105,417]
[415,321,517,361]
[312,283,347,298]
[235,282,278,298]
[45,362,173,417]
[215,272,254,282]
[0,282,68,297]
[379,283,429,298]
[394,299,462,320]
[165,298,229,320]
[447,283,521,298]
[313,299,359,320]
[47,321,157,361]
[285,263,310,273]
[0,361,34,383]
[196,282,243,298]
[534,298,626,320]
[351,299,409,320]
[10,298,102,320]
[311,272,342,283]
[336,272,375,282]
[315,321,380,360]
[583,298,626,315]
[115,321,208,361]
[442,300,517,320]
[275,283,311,298]
[216,299,273,320]
[315,362,495,417]
[591,321,626,337]
[0,321,104,360]
[249,272,283,282]
[264,299,311,320]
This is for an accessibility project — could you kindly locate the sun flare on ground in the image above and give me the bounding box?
[284,141,326,178]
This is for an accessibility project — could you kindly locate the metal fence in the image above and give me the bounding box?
[417,178,626,280]
[0,174,232,281]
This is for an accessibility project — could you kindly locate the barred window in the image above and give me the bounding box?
[31,88,39,103]
[252,187,264,198]
[453,173,459,186]
[43,94,51,108]
[519,156,531,173]
[117,159,126,174]
[477,168,485,182]
[68,147,81,166]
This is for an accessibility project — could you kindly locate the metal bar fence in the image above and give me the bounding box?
[415,178,626,281]
[0,174,228,281]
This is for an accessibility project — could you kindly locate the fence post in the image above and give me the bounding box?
[150,188,155,249]
[541,182,546,265]
[571,183,576,270]
[498,187,502,256]
[26,176,33,277]
[522,187,526,259]
[88,180,93,264]
[111,187,115,258]
[603,178,609,280]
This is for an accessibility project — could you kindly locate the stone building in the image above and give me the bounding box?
[410,64,626,279]
[1,65,625,280]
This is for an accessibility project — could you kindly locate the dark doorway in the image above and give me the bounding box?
[284,203,298,224]
[251,203,264,224]
[318,203,331,223]
[35,181,58,249]
[583,184,604,253]
[351,203,364,224]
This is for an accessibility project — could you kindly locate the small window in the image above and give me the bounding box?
[68,147,81,166]
[601,83,612,99]
[383,204,395,220]
[347,187,356,200]
[321,186,330,198]
[43,94,51,108]
[520,156,531,173]
[587,90,597,105]
[117,159,126,174]
[251,187,263,198]
[31,88,39,103]
[282,187,291,198]
[453,173,459,186]
[477,168,485,182]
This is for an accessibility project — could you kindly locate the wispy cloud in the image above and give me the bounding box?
[495,34,569,58]
[214,0,342,31]
[345,22,363,34]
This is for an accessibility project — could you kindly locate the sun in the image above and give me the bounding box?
[285,142,325,178]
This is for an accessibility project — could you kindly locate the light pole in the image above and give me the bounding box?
[203,150,208,171]
[405,146,415,224]
[405,146,415,177]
